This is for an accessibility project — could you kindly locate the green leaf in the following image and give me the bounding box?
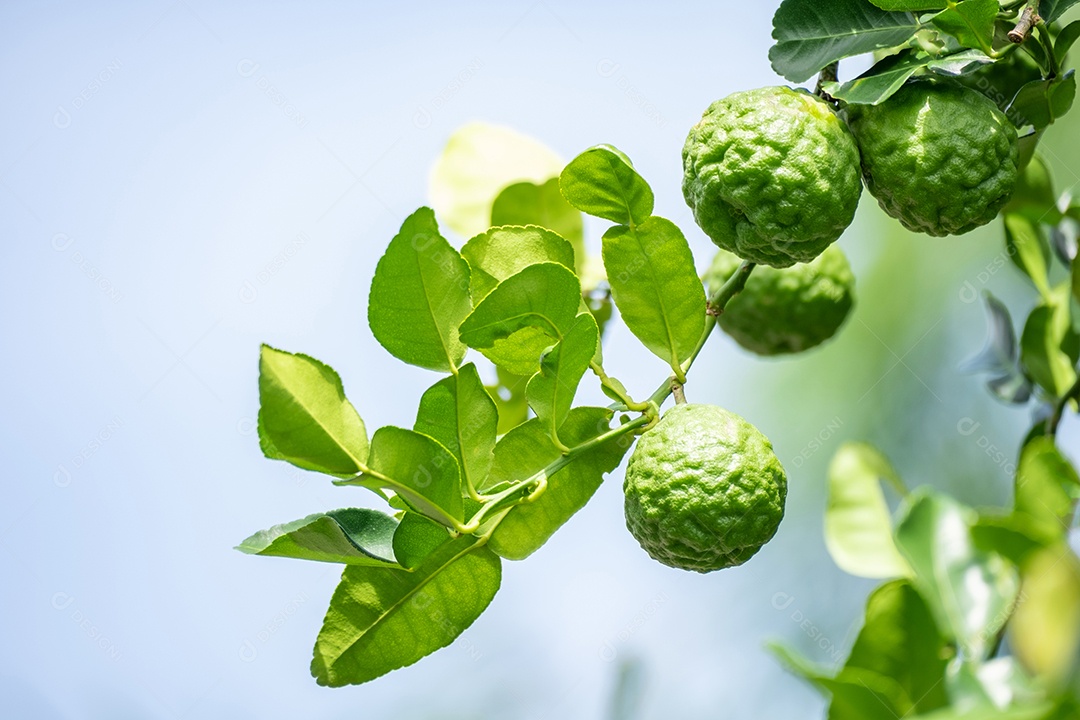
[486,407,631,560]
[480,327,563,378]
[844,580,950,714]
[910,701,1061,720]
[945,657,1041,716]
[1008,71,1077,131]
[559,145,654,226]
[1043,0,1080,24]
[458,262,581,351]
[1005,155,1062,226]
[490,179,585,274]
[824,442,912,579]
[391,512,451,570]
[526,314,599,447]
[925,48,996,77]
[771,642,914,720]
[1010,544,1080,684]
[972,513,1047,566]
[339,426,464,525]
[894,489,1020,659]
[414,363,497,499]
[1017,131,1042,172]
[1072,249,1080,310]
[602,217,706,371]
[1004,213,1052,298]
[770,0,921,83]
[823,669,913,720]
[1021,285,1078,397]
[768,641,833,686]
[429,122,564,241]
[821,49,927,105]
[867,0,946,9]
[461,225,576,302]
[368,207,473,373]
[236,508,399,566]
[1056,20,1080,59]
[1014,437,1080,545]
[312,534,501,686]
[930,0,998,54]
[825,47,997,104]
[258,345,369,477]
[486,366,531,435]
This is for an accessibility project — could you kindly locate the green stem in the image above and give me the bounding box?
[1034,20,1059,78]
[1047,374,1080,437]
[590,360,650,412]
[646,260,757,407]
[815,62,839,98]
[336,467,474,534]
[465,413,652,533]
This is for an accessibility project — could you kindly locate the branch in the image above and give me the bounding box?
[816,62,839,99]
[1047,374,1080,437]
[648,260,756,407]
[1008,1,1039,44]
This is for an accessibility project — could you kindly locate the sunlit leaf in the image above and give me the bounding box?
[843,580,950,714]
[429,122,563,240]
[1010,544,1080,684]
[414,363,497,499]
[236,508,399,566]
[368,208,472,373]
[894,489,1020,659]
[258,345,369,477]
[602,217,706,370]
[559,145,654,226]
[490,178,585,273]
[312,534,500,686]
[825,442,912,579]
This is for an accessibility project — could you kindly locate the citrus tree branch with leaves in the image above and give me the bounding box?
[237,1,1080,717]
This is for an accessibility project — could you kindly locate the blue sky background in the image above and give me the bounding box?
[3,2,1080,718]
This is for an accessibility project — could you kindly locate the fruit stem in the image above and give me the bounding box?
[1008,2,1039,44]
[646,260,756,407]
[671,380,687,405]
[815,62,839,99]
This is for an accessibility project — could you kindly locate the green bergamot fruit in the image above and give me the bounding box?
[682,86,862,268]
[704,245,855,356]
[623,403,787,572]
[845,81,1019,236]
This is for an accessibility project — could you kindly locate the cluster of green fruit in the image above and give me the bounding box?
[624,79,1020,574]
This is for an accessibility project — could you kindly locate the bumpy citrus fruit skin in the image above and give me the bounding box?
[623,404,787,572]
[682,86,862,268]
[704,245,855,356]
[845,81,1019,236]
